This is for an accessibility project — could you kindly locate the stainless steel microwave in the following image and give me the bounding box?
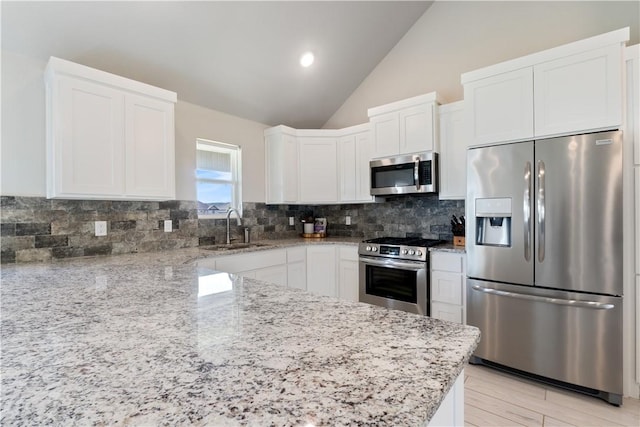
[370,152,438,196]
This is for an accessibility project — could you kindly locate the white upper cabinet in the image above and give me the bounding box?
[534,45,623,137]
[400,102,438,154]
[438,101,467,200]
[264,124,375,205]
[462,28,629,147]
[339,124,374,203]
[298,134,338,203]
[368,92,441,158]
[464,68,534,146]
[45,57,176,200]
[264,126,299,204]
[125,93,175,199]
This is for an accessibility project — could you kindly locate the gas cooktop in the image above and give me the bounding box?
[362,237,444,248]
[359,237,445,262]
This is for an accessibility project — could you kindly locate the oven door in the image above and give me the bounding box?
[359,255,428,315]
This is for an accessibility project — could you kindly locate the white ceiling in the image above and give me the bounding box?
[2,1,433,128]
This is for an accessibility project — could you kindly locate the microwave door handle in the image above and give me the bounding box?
[414,157,420,190]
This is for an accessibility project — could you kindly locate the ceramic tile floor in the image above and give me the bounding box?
[464,364,640,427]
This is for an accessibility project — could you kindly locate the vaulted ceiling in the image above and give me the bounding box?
[2,1,433,128]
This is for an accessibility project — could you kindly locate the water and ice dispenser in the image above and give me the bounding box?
[475,198,512,247]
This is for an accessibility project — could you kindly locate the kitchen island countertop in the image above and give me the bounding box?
[1,247,479,426]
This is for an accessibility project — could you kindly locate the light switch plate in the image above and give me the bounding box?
[289,216,295,226]
[164,220,172,232]
[345,216,351,226]
[95,221,107,236]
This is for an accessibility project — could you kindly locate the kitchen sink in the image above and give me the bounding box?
[200,242,273,251]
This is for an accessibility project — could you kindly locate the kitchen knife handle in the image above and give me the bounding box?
[523,161,532,262]
[537,160,545,263]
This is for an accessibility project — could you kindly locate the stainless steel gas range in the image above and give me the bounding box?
[358,237,443,315]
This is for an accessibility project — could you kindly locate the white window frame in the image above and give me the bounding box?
[196,138,242,219]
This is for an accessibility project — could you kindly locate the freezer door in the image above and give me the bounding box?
[467,142,534,285]
[467,278,623,397]
[534,131,623,295]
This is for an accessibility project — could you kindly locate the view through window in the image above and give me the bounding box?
[196,139,242,218]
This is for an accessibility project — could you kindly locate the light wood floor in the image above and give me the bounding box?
[464,364,640,427]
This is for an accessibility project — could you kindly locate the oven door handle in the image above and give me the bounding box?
[360,257,425,271]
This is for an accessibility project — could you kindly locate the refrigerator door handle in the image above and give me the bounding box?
[471,285,615,309]
[537,160,546,263]
[524,161,532,261]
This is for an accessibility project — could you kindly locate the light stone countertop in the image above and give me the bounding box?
[1,243,479,426]
[429,243,466,254]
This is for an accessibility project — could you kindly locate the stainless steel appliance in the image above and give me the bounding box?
[370,152,438,196]
[359,237,443,315]
[466,130,623,405]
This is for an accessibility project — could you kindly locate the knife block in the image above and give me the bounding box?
[453,236,466,247]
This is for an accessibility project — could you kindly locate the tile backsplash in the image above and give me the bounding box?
[1,195,464,263]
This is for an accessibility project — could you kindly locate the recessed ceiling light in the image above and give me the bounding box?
[300,52,314,68]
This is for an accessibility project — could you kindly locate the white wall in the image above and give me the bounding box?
[0,50,269,202]
[324,0,640,129]
[175,101,269,202]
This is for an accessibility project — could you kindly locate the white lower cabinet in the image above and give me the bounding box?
[200,244,361,302]
[306,245,338,297]
[212,249,287,286]
[287,247,307,291]
[427,370,464,427]
[338,246,359,302]
[430,251,466,324]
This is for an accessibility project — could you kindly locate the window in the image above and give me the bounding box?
[196,139,242,218]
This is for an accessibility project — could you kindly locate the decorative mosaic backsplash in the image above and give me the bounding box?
[1,195,464,263]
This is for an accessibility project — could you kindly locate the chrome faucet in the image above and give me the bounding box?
[226,208,242,244]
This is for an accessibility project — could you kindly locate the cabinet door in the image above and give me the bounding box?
[52,76,125,198]
[636,168,640,275]
[339,131,373,203]
[287,247,307,290]
[438,102,467,200]
[465,68,534,146]
[255,265,287,287]
[431,301,463,324]
[338,246,359,302]
[298,137,338,203]
[265,131,298,204]
[306,246,337,297]
[534,45,623,138]
[370,112,399,158]
[431,271,463,305]
[627,47,640,166]
[125,94,175,199]
[400,103,435,153]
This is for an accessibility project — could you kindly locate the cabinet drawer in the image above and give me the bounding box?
[431,271,463,305]
[339,245,358,261]
[431,252,463,273]
[216,249,286,274]
[431,302,463,324]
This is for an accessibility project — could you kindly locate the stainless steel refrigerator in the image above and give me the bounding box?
[466,130,623,405]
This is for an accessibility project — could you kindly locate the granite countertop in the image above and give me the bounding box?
[429,243,466,254]
[1,246,479,426]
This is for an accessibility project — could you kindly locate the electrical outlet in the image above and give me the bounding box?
[345,216,351,226]
[95,221,107,236]
[289,216,295,226]
[164,220,172,232]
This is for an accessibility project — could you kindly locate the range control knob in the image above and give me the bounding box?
[416,250,423,256]
[408,249,415,255]
[365,246,372,252]
[372,246,378,252]
[402,249,409,255]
